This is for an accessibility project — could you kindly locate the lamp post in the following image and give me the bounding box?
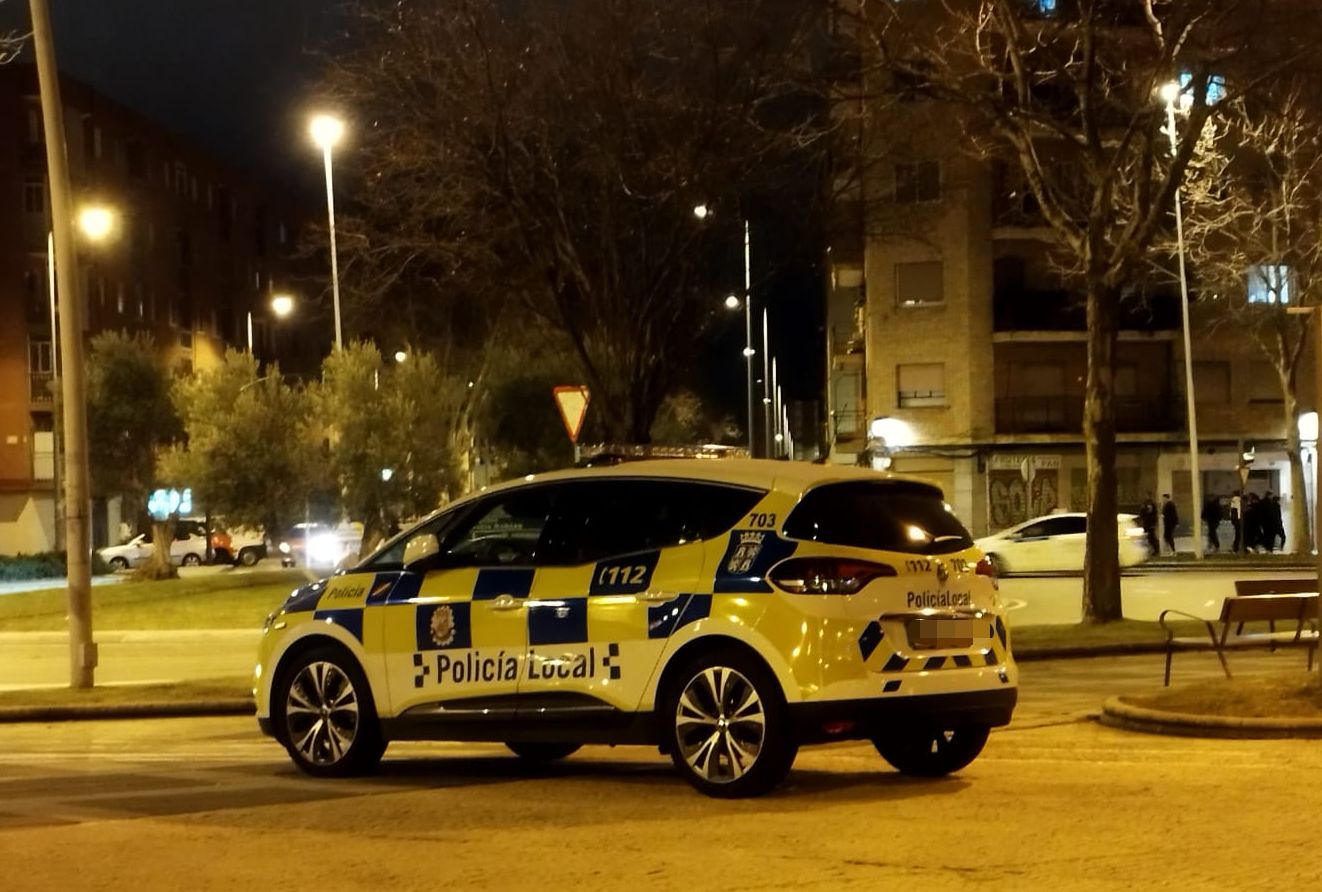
[310,113,345,351]
[1299,411,1318,554]
[699,205,757,456]
[1161,81,1204,559]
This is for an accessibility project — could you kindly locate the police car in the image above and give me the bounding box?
[254,459,1016,797]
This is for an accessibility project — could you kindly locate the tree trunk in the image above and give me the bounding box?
[133,517,178,581]
[1282,394,1309,555]
[1081,282,1122,622]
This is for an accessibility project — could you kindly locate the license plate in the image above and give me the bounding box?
[907,617,980,649]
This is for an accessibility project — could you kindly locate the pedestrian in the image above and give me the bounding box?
[1161,494,1179,555]
[1264,493,1284,553]
[1230,490,1242,553]
[1201,495,1222,553]
[1139,494,1159,557]
[1244,493,1262,552]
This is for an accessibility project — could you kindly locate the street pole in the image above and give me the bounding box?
[744,218,754,457]
[47,231,62,551]
[30,0,95,688]
[762,308,772,458]
[1166,93,1204,560]
[1314,317,1322,651]
[246,310,254,354]
[321,142,343,352]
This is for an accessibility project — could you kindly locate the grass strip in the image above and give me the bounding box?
[0,676,251,708]
[0,569,311,631]
[1012,618,1208,652]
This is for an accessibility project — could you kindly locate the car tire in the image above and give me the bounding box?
[872,724,990,778]
[663,648,797,798]
[273,645,386,778]
[108,556,129,572]
[505,742,581,762]
[181,553,202,567]
[238,547,261,567]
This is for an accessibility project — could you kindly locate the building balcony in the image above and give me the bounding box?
[994,289,1181,333]
[995,395,1184,435]
[30,372,55,403]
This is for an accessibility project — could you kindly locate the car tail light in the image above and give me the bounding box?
[975,555,999,588]
[769,558,896,595]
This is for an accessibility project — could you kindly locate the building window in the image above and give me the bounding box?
[126,140,146,179]
[23,179,45,215]
[1035,0,1057,13]
[896,260,944,307]
[27,104,44,144]
[1247,264,1290,304]
[895,160,940,203]
[1248,361,1281,403]
[29,339,53,375]
[897,362,946,408]
[1180,71,1227,107]
[1193,361,1231,404]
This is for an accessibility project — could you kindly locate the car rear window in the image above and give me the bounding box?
[782,481,974,555]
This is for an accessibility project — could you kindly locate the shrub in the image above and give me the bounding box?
[0,551,112,581]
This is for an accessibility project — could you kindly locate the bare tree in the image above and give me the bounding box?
[844,0,1321,620]
[1179,83,1322,553]
[322,0,826,442]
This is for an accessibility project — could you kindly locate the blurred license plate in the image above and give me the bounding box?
[907,617,979,649]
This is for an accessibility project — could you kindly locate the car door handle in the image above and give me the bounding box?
[487,594,525,611]
[637,589,679,603]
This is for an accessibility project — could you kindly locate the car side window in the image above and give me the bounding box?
[541,479,763,565]
[367,511,461,570]
[1017,522,1049,539]
[438,486,559,567]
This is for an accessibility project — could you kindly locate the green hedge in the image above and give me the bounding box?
[0,551,112,581]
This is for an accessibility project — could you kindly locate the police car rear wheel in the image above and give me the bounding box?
[276,648,385,778]
[873,724,990,778]
[505,742,582,762]
[666,651,796,798]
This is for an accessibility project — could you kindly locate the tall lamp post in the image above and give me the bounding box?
[1161,81,1204,559]
[1299,410,1318,555]
[700,205,757,456]
[310,114,345,351]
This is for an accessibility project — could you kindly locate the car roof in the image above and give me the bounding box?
[488,458,928,493]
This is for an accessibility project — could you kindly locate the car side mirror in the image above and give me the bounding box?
[403,533,440,568]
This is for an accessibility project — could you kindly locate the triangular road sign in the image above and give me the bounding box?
[552,385,590,443]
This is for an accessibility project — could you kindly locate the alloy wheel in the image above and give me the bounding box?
[674,666,766,784]
[284,660,361,767]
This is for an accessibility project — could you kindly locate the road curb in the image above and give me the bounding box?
[0,698,254,724]
[1015,642,1171,661]
[1099,696,1322,739]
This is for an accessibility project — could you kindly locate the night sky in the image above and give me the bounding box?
[1,0,823,418]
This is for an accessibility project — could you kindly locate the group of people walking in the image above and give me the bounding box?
[1138,490,1286,555]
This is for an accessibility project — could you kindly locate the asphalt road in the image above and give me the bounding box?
[1,651,1317,890]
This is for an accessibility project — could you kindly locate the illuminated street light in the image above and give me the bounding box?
[310,113,346,351]
[692,203,711,220]
[394,350,408,363]
[271,294,295,318]
[77,205,114,242]
[724,294,741,310]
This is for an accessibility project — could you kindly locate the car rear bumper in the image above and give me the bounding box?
[788,687,1017,744]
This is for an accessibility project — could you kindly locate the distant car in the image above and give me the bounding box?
[98,521,209,571]
[210,525,269,567]
[975,512,1148,574]
[276,522,363,568]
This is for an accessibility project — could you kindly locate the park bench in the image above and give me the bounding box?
[1158,579,1319,686]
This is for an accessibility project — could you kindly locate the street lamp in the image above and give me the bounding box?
[271,293,295,318]
[1161,81,1205,560]
[699,205,757,455]
[310,113,345,351]
[77,205,115,242]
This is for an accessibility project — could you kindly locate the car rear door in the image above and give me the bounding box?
[523,478,759,713]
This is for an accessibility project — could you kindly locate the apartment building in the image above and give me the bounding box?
[823,21,1313,540]
[0,65,312,555]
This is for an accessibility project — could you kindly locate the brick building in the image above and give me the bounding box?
[823,10,1314,543]
[0,65,314,555]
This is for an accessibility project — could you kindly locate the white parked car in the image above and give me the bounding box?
[975,512,1149,574]
[99,521,209,571]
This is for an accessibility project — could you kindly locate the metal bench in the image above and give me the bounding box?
[1158,582,1319,686]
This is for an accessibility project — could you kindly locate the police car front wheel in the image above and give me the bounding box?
[275,646,385,777]
[665,650,797,798]
[873,724,990,778]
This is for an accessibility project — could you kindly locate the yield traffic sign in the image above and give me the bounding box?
[552,385,590,443]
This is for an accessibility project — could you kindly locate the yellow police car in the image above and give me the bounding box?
[255,459,1016,797]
